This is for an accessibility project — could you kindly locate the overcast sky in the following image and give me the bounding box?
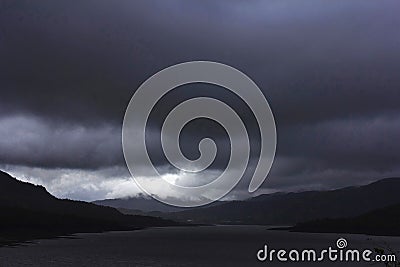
[1,0,399,201]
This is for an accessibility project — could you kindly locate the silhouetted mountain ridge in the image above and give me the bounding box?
[291,203,400,236]
[160,177,400,225]
[0,171,180,245]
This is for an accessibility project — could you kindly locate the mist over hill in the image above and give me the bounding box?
[97,178,400,227]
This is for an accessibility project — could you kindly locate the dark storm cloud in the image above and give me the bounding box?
[1,0,399,124]
[1,0,400,198]
[280,115,400,171]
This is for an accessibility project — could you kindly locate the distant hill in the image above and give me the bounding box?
[93,196,185,213]
[160,178,400,225]
[93,197,226,213]
[0,171,179,245]
[290,203,400,236]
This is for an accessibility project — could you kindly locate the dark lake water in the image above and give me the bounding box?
[0,226,399,266]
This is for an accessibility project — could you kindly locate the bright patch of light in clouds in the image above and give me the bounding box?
[0,165,228,202]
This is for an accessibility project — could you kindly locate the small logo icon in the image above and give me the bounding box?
[336,238,348,249]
